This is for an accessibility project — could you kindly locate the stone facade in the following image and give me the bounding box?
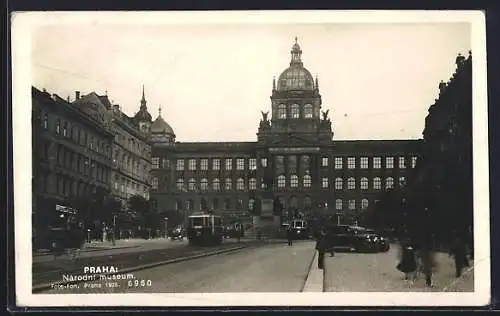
[149,39,422,226]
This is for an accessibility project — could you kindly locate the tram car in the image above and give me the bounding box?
[290,219,310,239]
[187,213,224,246]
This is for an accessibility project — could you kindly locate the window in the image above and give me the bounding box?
[188,178,196,191]
[348,157,356,169]
[386,177,394,189]
[291,104,300,118]
[212,198,219,210]
[225,178,232,190]
[152,177,158,190]
[189,159,196,171]
[186,200,192,211]
[261,158,267,167]
[90,136,94,150]
[278,104,287,119]
[361,177,369,190]
[261,178,267,189]
[386,157,394,169]
[162,158,170,169]
[334,157,343,169]
[290,175,299,188]
[322,157,328,167]
[335,178,343,190]
[304,104,313,118]
[152,157,159,169]
[212,159,220,170]
[248,198,255,211]
[62,121,68,137]
[249,178,257,190]
[399,157,406,169]
[399,176,406,187]
[373,177,381,190]
[349,200,356,210]
[361,199,369,210]
[249,158,257,170]
[373,157,381,169]
[412,156,418,168]
[237,158,245,170]
[322,177,329,188]
[43,114,48,129]
[200,178,208,190]
[348,177,356,190]
[277,175,286,188]
[236,178,245,190]
[212,178,220,191]
[303,175,312,188]
[225,158,232,170]
[200,159,208,170]
[176,159,184,171]
[360,157,368,169]
[56,119,60,134]
[336,199,343,210]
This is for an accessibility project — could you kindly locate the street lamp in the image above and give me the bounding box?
[164,217,168,239]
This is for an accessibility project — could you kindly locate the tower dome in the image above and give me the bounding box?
[150,106,175,136]
[277,37,315,92]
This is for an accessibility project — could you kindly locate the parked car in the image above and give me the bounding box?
[326,224,381,253]
[352,227,390,252]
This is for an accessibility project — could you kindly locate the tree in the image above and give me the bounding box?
[128,194,160,231]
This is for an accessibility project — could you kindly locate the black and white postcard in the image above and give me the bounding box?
[11,10,490,307]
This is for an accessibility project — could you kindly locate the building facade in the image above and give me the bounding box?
[150,39,422,226]
[32,87,114,246]
[73,88,153,207]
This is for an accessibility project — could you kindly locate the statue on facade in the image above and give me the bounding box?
[438,80,447,93]
[260,111,270,129]
[321,109,329,121]
[455,53,466,68]
[320,109,332,129]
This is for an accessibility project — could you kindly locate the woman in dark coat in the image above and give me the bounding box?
[397,240,417,281]
[315,229,328,269]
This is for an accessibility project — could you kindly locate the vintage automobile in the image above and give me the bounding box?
[326,224,382,253]
[290,219,309,239]
[187,213,224,246]
[170,226,186,241]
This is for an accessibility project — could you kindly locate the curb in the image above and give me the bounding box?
[32,245,246,293]
[34,245,140,258]
[301,249,319,292]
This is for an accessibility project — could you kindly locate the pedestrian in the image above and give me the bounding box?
[397,239,417,282]
[450,234,469,277]
[315,228,327,269]
[287,226,294,246]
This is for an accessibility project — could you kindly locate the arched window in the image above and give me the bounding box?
[278,104,287,119]
[349,200,356,210]
[43,114,48,129]
[361,199,369,210]
[236,199,243,210]
[347,177,356,190]
[186,199,193,211]
[56,119,61,134]
[304,196,312,209]
[373,177,381,190]
[335,178,343,190]
[213,178,220,191]
[249,178,257,190]
[360,177,369,190]
[176,199,183,211]
[188,178,196,191]
[304,104,313,118]
[335,199,343,210]
[152,177,158,190]
[236,178,245,190]
[213,198,219,210]
[291,104,300,118]
[200,178,208,191]
[290,175,298,188]
[176,178,184,191]
[303,175,312,188]
[386,177,394,189]
[277,175,286,188]
[225,178,232,190]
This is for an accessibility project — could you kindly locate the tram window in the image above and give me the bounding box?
[191,218,203,226]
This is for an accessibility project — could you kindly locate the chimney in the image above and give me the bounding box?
[75,91,80,100]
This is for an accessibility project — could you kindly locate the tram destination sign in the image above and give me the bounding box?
[268,147,320,154]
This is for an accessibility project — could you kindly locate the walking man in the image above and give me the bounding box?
[315,228,327,269]
[287,226,294,246]
[450,234,469,277]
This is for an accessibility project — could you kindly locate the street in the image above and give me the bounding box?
[38,240,316,293]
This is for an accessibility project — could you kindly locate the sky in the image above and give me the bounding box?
[31,20,471,142]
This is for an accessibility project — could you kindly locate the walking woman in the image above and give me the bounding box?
[397,238,417,282]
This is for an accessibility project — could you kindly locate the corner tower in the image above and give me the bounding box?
[134,85,153,133]
[257,38,333,145]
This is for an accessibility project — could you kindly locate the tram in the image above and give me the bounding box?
[290,219,310,239]
[187,213,224,246]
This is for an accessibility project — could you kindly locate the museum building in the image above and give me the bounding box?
[149,39,422,224]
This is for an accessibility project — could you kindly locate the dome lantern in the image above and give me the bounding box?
[276,37,315,92]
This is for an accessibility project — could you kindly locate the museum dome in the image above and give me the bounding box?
[277,37,315,92]
[150,106,175,136]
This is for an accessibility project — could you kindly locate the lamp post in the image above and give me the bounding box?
[164,217,168,239]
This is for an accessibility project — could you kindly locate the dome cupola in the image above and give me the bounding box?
[276,37,315,92]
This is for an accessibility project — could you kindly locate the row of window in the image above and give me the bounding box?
[154,156,418,171]
[276,103,316,119]
[152,175,406,192]
[114,131,150,159]
[40,112,112,159]
[113,177,148,197]
[113,149,149,181]
[36,172,97,197]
